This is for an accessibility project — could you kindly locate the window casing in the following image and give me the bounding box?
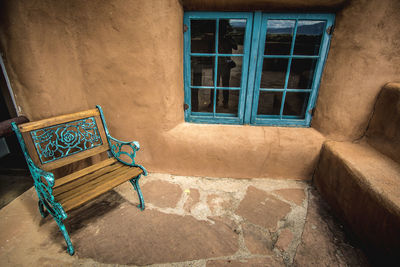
[184,12,335,127]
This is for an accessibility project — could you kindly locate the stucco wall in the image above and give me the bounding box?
[1,0,398,179]
[312,0,400,140]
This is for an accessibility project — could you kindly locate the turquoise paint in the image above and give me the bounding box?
[184,12,253,124]
[184,12,335,127]
[12,105,147,255]
[30,117,102,164]
[12,122,73,255]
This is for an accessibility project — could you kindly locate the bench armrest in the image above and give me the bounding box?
[96,105,147,175]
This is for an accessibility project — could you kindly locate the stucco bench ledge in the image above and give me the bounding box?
[11,105,147,255]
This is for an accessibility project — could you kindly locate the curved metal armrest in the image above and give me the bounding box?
[107,135,147,175]
[96,105,147,175]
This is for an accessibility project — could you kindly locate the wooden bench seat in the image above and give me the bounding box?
[54,160,143,212]
[11,105,147,255]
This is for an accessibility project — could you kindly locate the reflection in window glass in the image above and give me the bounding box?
[217,56,242,88]
[191,20,216,53]
[215,90,239,115]
[283,92,310,118]
[191,89,213,113]
[287,59,317,89]
[219,19,246,54]
[191,56,215,87]
[293,20,325,55]
[264,20,295,55]
[260,58,288,89]
[257,91,282,115]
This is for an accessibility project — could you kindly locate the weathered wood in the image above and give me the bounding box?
[55,165,131,201]
[54,157,118,188]
[58,167,143,212]
[12,105,146,256]
[18,109,100,132]
[41,145,109,171]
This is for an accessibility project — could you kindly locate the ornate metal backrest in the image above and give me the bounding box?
[30,117,103,164]
[16,108,109,172]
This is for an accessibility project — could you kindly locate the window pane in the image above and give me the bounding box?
[191,20,216,53]
[191,56,215,86]
[283,92,310,118]
[217,56,242,88]
[287,58,317,89]
[218,19,246,54]
[257,91,283,115]
[191,88,213,113]
[260,58,289,89]
[216,90,239,115]
[294,20,325,55]
[264,20,295,55]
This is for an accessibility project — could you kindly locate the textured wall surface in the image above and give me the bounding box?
[182,0,348,11]
[314,141,400,264]
[312,0,400,140]
[366,83,400,164]
[1,0,398,179]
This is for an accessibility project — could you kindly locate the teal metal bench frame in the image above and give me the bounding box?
[12,105,147,255]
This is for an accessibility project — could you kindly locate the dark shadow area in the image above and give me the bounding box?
[304,186,372,267]
[0,174,32,209]
[45,190,126,241]
[0,55,31,210]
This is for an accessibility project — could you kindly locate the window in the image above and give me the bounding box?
[184,12,335,126]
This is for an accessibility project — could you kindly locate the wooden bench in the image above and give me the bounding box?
[11,105,147,255]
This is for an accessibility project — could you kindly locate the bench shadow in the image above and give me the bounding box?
[45,190,127,244]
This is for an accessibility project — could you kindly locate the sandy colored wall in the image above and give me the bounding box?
[0,0,327,180]
[1,0,398,179]
[312,0,400,140]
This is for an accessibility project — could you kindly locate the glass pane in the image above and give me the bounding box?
[294,20,325,55]
[216,90,239,115]
[260,58,289,89]
[191,20,216,53]
[191,88,213,113]
[265,20,295,55]
[191,56,215,86]
[287,58,317,89]
[257,91,283,115]
[218,19,246,54]
[283,92,310,118]
[217,56,242,88]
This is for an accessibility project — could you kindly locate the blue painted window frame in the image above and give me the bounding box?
[184,12,253,125]
[184,12,335,127]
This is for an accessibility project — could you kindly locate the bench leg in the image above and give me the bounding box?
[130,174,145,211]
[56,219,75,255]
[38,200,49,218]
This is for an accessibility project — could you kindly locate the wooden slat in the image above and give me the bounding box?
[60,167,143,212]
[55,165,131,201]
[41,145,109,171]
[54,157,117,188]
[53,163,123,197]
[19,109,100,132]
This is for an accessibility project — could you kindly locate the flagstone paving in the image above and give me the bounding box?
[0,173,369,266]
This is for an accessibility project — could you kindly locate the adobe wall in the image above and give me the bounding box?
[0,0,398,179]
[312,0,400,140]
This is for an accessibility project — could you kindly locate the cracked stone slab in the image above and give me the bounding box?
[73,204,239,265]
[236,186,291,231]
[241,222,273,255]
[206,256,284,267]
[273,188,306,206]
[141,180,183,208]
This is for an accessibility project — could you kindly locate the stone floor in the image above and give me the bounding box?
[0,173,370,266]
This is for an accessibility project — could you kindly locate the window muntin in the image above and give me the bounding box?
[184,12,253,124]
[184,12,334,126]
